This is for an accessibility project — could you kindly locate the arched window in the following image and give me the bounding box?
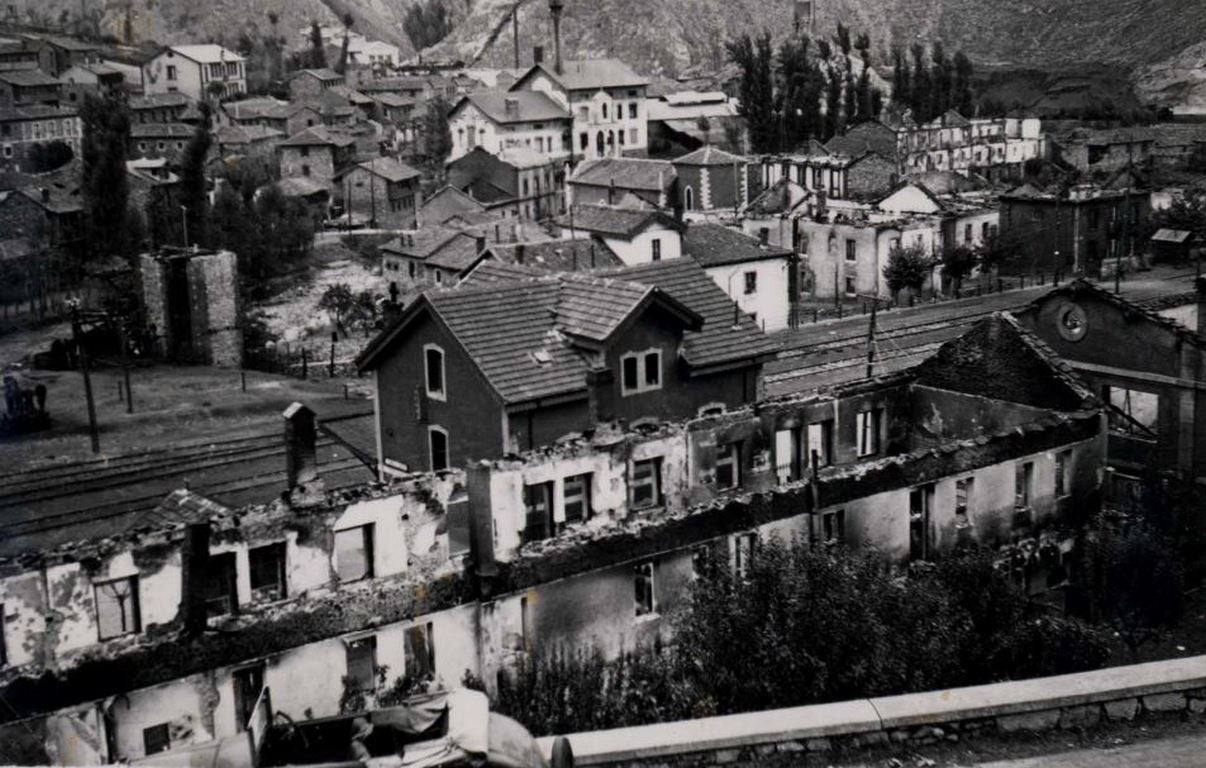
[684,186,694,211]
[596,131,605,158]
[602,103,608,120]
[429,426,449,471]
[424,344,445,400]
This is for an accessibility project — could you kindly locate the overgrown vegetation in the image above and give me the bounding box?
[883,244,933,299]
[404,0,453,51]
[489,542,1111,736]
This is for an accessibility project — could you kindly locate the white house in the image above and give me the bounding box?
[555,204,683,265]
[447,91,570,162]
[684,223,795,331]
[141,45,246,102]
[348,39,402,70]
[510,59,649,161]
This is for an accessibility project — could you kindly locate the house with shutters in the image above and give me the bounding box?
[333,157,422,229]
[683,223,795,331]
[141,45,246,102]
[509,59,650,160]
[446,146,566,221]
[554,204,684,265]
[446,91,570,163]
[355,259,777,474]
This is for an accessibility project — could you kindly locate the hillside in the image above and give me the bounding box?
[426,0,1206,105]
[15,0,420,55]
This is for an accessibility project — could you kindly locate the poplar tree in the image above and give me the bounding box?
[954,51,975,116]
[80,93,134,263]
[727,33,778,153]
[180,103,213,248]
[910,43,929,121]
[308,20,327,69]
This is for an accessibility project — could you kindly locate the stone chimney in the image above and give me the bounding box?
[475,234,488,253]
[504,97,519,119]
[283,402,318,492]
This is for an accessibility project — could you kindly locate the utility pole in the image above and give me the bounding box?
[865,299,877,379]
[512,7,520,69]
[72,307,100,454]
[119,319,133,414]
[369,159,377,228]
[180,205,189,248]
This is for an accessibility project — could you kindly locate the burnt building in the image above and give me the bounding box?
[1017,279,1206,491]
[140,248,242,367]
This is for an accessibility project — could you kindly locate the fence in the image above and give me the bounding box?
[244,341,361,379]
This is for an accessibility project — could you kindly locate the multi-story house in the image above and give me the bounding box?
[223,97,323,137]
[896,110,1045,182]
[333,157,422,229]
[674,146,750,219]
[128,92,192,124]
[379,228,489,290]
[510,59,650,160]
[356,258,777,473]
[758,146,898,209]
[446,146,565,221]
[277,125,357,193]
[1054,127,1156,175]
[555,204,684,265]
[0,69,61,108]
[0,105,81,172]
[129,123,195,164]
[568,156,675,209]
[683,222,795,331]
[287,68,345,100]
[0,313,1105,766]
[999,176,1150,278]
[141,45,246,102]
[447,91,571,163]
[59,62,124,103]
[801,216,940,300]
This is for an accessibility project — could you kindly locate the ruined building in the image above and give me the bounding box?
[0,313,1105,765]
[140,247,243,368]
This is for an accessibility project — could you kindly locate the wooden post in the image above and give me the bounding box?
[73,308,100,454]
[119,321,133,414]
[329,332,337,377]
[241,370,246,392]
[301,348,309,379]
[865,301,877,379]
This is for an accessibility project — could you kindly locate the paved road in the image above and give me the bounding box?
[972,733,1206,767]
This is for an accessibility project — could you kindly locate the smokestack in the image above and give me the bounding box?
[549,0,564,75]
[283,402,318,491]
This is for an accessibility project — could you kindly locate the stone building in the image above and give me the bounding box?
[140,248,242,367]
[447,146,566,222]
[287,68,345,101]
[333,157,422,229]
[0,313,1105,765]
[277,125,357,193]
[0,105,81,173]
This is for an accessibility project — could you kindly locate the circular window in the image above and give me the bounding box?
[1056,302,1089,342]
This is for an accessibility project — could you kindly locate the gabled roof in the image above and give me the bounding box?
[1022,279,1205,348]
[335,157,422,183]
[381,229,483,271]
[452,90,568,125]
[569,157,675,192]
[129,92,192,110]
[914,312,1096,411]
[291,68,343,82]
[744,177,808,217]
[825,120,899,159]
[160,44,245,64]
[420,185,487,223]
[131,122,194,139]
[683,223,792,267]
[482,238,625,271]
[512,59,648,92]
[1152,228,1193,244]
[279,125,356,148]
[216,124,284,144]
[554,204,681,239]
[673,145,746,167]
[0,69,60,87]
[595,259,780,369]
[357,273,701,404]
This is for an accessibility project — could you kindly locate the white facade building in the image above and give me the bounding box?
[141,45,246,101]
[447,91,570,162]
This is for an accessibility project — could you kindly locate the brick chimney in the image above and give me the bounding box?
[283,402,318,491]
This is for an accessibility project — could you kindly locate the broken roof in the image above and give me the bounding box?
[1022,278,1206,348]
[554,204,681,238]
[569,157,675,191]
[744,177,808,217]
[683,223,792,267]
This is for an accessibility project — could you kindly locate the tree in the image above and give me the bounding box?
[80,93,136,264]
[308,20,328,69]
[336,13,354,75]
[953,51,975,116]
[776,35,822,148]
[1079,521,1183,661]
[421,96,453,177]
[855,34,873,122]
[318,283,356,334]
[910,43,930,121]
[180,103,213,248]
[941,245,978,293]
[1149,188,1206,251]
[883,244,932,299]
[727,33,778,153]
[824,63,843,140]
[975,227,1023,274]
[930,42,951,117]
[403,0,453,51]
[28,140,74,173]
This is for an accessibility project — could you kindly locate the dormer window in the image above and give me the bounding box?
[621,348,662,395]
[424,344,445,400]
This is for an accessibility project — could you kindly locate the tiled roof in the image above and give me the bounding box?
[216,124,284,144]
[674,145,746,166]
[1026,279,1205,348]
[570,157,674,191]
[496,147,553,169]
[276,177,328,198]
[1152,228,1193,244]
[744,177,807,217]
[683,223,792,267]
[595,259,780,369]
[522,59,648,91]
[0,105,78,122]
[554,204,680,238]
[482,238,624,271]
[454,90,568,124]
[165,44,245,64]
[129,92,191,110]
[131,122,195,138]
[381,229,483,271]
[337,156,422,183]
[292,68,342,82]
[359,271,704,403]
[0,69,60,87]
[280,125,356,148]
[825,121,899,159]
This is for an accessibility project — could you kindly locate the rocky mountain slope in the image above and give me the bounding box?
[427,0,1206,107]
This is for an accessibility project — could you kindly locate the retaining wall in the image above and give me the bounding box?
[537,655,1206,766]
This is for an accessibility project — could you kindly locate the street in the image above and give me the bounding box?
[973,733,1206,767]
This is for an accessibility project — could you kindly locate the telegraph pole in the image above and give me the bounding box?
[72,307,100,454]
[865,299,877,379]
